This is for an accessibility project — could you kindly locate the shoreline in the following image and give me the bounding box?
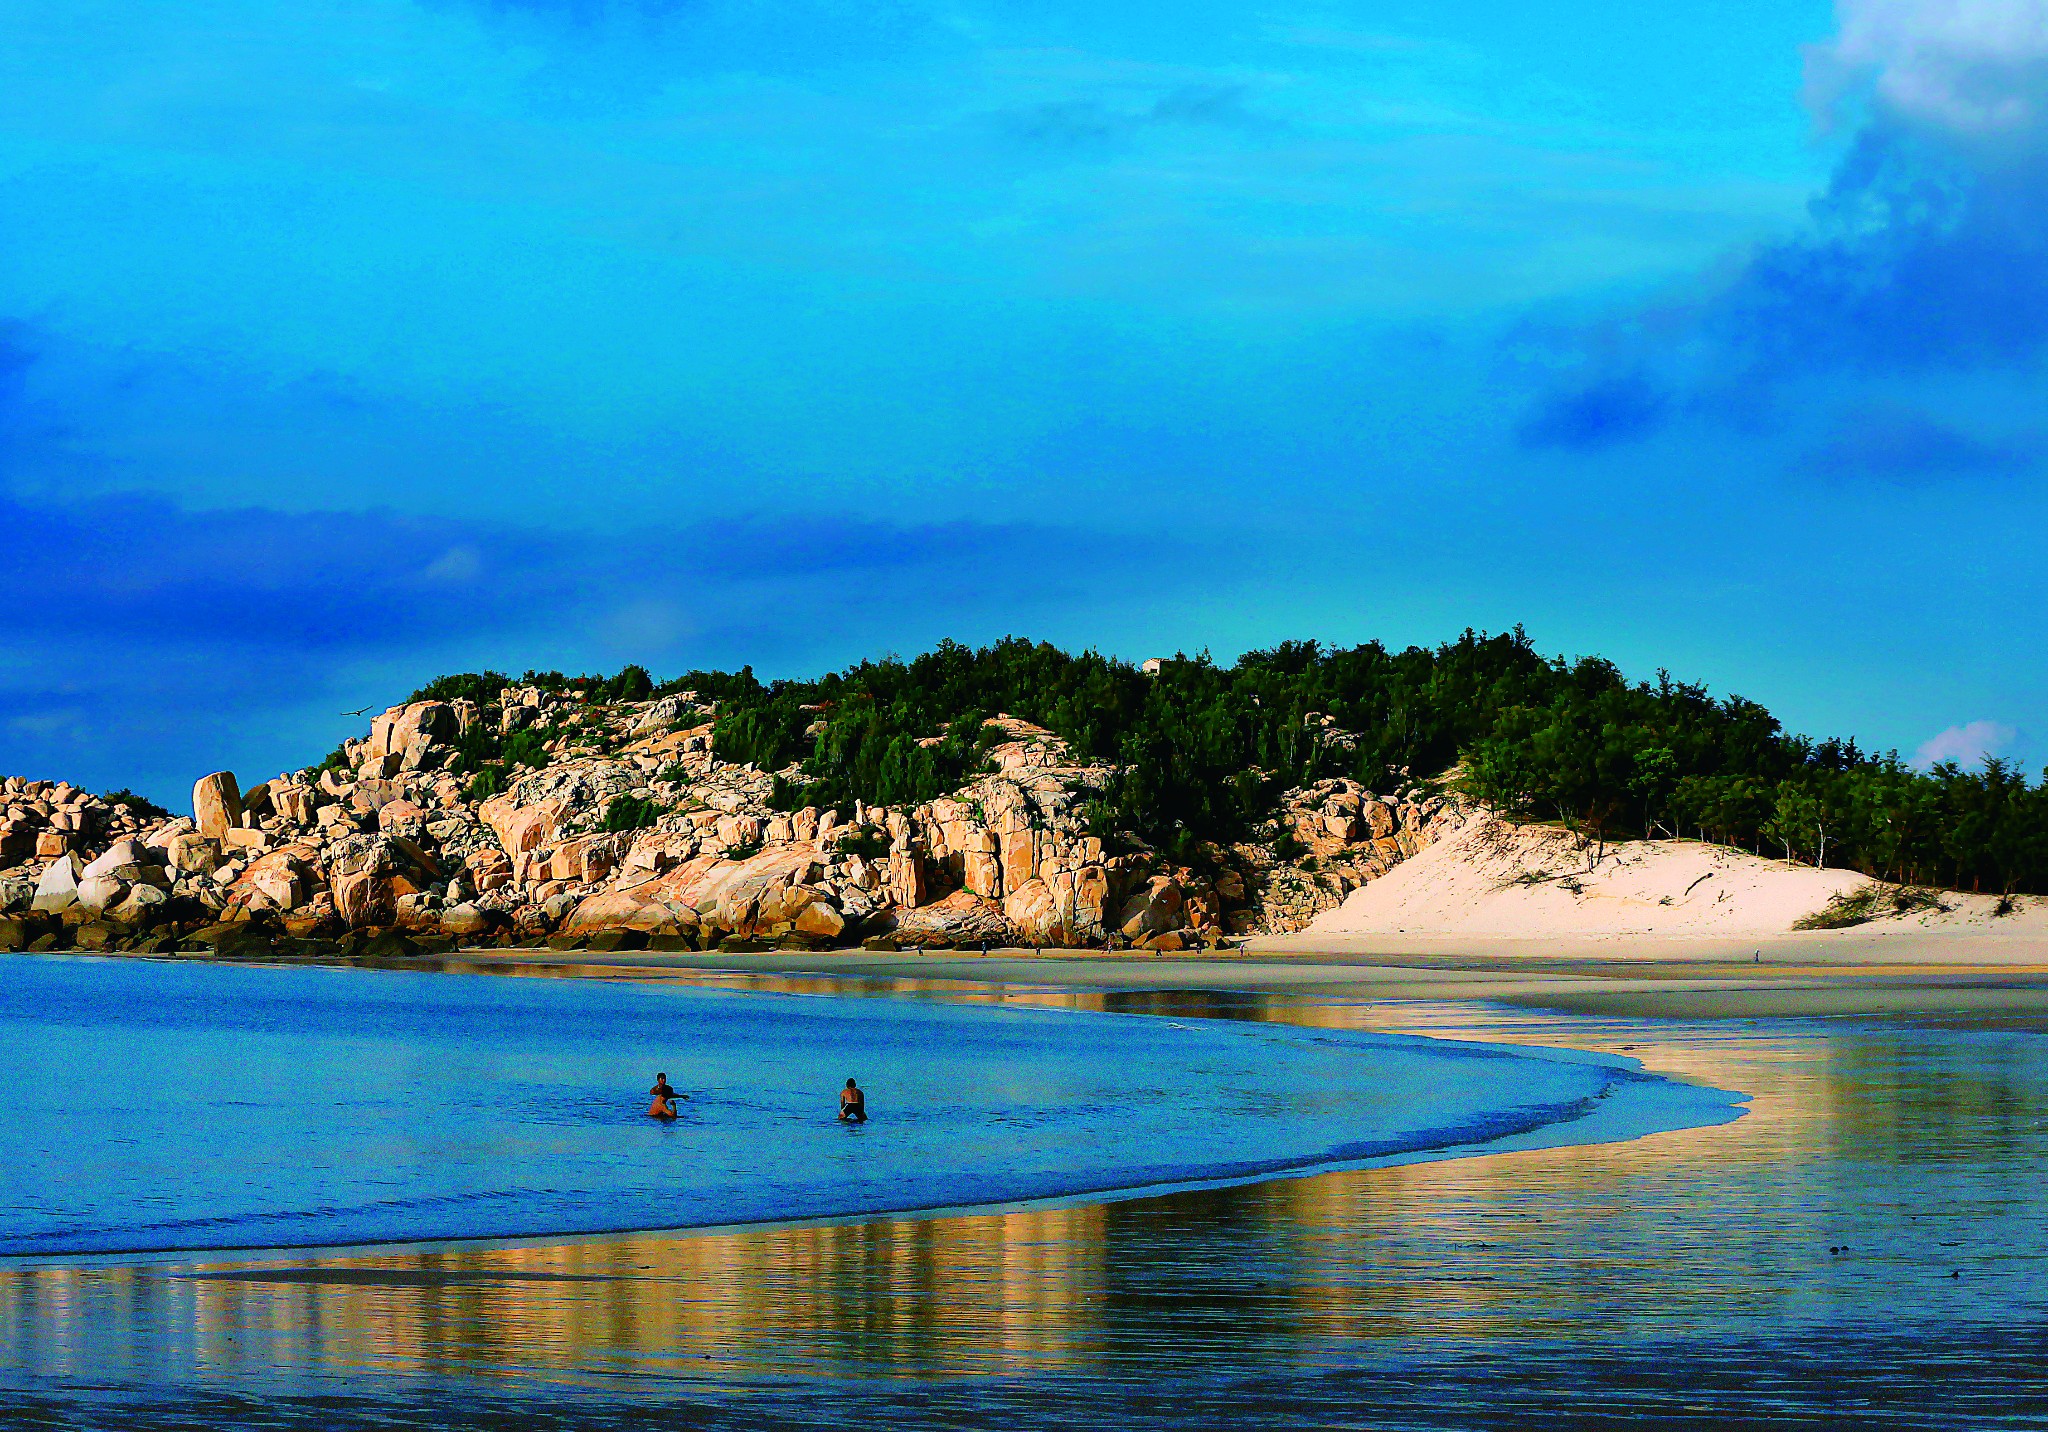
[0,950,1741,1268]
[369,940,2048,1027]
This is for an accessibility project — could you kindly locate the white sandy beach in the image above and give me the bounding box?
[1247,815,2048,967]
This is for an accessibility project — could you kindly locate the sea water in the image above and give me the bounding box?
[0,955,1738,1256]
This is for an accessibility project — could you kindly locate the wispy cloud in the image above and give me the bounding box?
[1802,406,2032,483]
[1516,0,2048,461]
[1913,717,2021,769]
[0,484,1198,800]
[993,82,1274,149]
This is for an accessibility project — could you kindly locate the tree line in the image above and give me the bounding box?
[404,632,2048,894]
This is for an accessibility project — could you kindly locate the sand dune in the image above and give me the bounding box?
[1263,815,2048,959]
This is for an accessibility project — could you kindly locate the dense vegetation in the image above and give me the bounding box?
[411,632,2048,895]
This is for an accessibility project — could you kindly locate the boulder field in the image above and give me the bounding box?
[0,688,1467,958]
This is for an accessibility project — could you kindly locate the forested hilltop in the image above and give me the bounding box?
[421,630,2048,898]
[8,628,2043,959]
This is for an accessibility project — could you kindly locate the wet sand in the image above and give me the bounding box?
[400,943,2048,1030]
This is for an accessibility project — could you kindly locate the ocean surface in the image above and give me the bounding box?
[4,956,2047,1429]
[0,955,1732,1256]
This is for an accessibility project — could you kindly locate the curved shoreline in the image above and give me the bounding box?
[1,1087,1620,1265]
[0,955,1744,1263]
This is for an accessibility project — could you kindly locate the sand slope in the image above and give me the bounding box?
[1295,815,2048,944]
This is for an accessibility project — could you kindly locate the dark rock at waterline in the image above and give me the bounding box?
[356,928,424,960]
[0,912,59,951]
[73,921,120,951]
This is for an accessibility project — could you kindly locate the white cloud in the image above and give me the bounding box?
[1912,718,2020,769]
[1811,0,2048,133]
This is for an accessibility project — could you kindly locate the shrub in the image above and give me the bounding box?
[835,826,891,860]
[102,788,170,820]
[445,722,503,775]
[1800,884,1954,929]
[409,671,511,706]
[465,766,509,802]
[1794,889,1880,930]
[502,728,554,770]
[606,665,654,703]
[602,796,663,833]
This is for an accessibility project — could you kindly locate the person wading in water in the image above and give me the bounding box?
[839,1077,867,1124]
[648,1072,680,1121]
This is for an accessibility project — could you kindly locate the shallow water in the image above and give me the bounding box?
[0,955,1728,1255]
[4,960,2047,1428]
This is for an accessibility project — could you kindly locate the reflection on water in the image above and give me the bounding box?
[5,974,2048,1427]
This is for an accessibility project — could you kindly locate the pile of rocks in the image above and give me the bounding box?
[1228,777,1468,933]
[1,778,158,871]
[0,692,1469,957]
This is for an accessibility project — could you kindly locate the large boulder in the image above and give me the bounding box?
[332,870,394,928]
[31,853,84,913]
[76,874,128,914]
[0,913,55,949]
[165,832,220,875]
[193,772,244,840]
[558,887,698,937]
[394,892,443,929]
[109,884,168,925]
[82,839,150,882]
[369,701,458,760]
[894,890,1015,948]
[440,903,493,938]
[249,865,305,911]
[636,846,819,939]
[1059,864,1113,943]
[1002,878,1063,944]
[1117,876,1185,939]
[377,800,428,835]
[270,783,318,826]
[791,898,846,941]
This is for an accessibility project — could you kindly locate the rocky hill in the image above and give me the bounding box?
[0,686,1466,957]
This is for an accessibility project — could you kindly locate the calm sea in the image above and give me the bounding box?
[2,955,2045,1429]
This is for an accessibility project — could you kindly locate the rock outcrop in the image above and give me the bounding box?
[0,691,1468,956]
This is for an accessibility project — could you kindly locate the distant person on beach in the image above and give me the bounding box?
[648,1072,680,1121]
[839,1077,867,1124]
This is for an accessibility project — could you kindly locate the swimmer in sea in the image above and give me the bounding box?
[838,1077,867,1124]
[648,1072,680,1121]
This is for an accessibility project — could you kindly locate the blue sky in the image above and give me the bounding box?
[2,0,2044,804]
